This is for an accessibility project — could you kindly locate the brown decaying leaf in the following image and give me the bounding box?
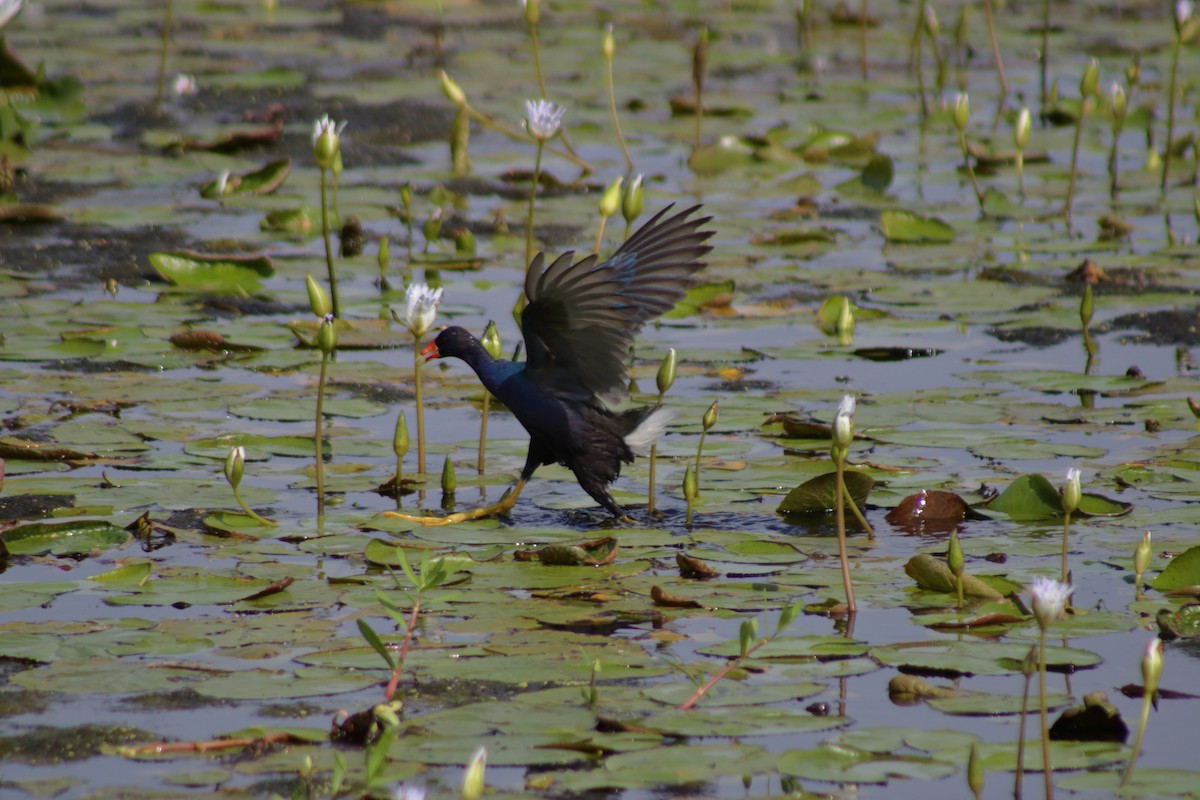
[650,585,703,609]
[0,438,97,462]
[927,611,1025,631]
[170,330,227,351]
[677,552,720,579]
[885,489,970,534]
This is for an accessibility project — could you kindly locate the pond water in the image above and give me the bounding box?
[1,1,1199,798]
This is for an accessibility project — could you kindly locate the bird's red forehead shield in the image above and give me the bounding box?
[420,340,440,362]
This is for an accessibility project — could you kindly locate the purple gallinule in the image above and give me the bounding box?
[393,204,713,524]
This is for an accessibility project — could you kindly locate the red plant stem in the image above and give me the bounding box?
[384,594,422,700]
[679,637,769,710]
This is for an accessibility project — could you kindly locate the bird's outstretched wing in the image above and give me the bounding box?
[522,204,713,401]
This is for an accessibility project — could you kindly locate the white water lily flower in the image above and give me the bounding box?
[833,394,855,449]
[172,73,197,96]
[1177,0,1194,26]
[523,99,564,141]
[392,782,425,800]
[0,0,23,30]
[311,114,347,145]
[404,282,443,338]
[1028,576,1071,630]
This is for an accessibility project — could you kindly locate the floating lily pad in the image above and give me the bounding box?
[880,210,955,243]
[148,251,275,293]
[1,519,129,556]
[777,470,874,515]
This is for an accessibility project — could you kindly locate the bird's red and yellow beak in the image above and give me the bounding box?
[420,340,440,362]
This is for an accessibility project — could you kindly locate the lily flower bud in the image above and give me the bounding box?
[1134,530,1152,577]
[833,395,855,450]
[440,455,456,494]
[462,746,487,800]
[438,70,467,107]
[947,529,964,578]
[481,321,502,360]
[1111,82,1128,123]
[1062,467,1082,516]
[656,348,677,395]
[305,274,332,318]
[683,461,698,502]
[311,115,345,171]
[377,236,390,277]
[1080,284,1094,329]
[953,93,970,133]
[599,176,623,219]
[317,313,337,355]
[1014,106,1032,151]
[523,0,539,28]
[1142,637,1164,707]
[393,411,409,458]
[224,446,245,489]
[702,399,719,432]
[602,24,615,61]
[1080,58,1100,99]
[622,174,645,225]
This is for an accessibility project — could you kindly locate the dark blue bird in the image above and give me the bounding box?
[421,204,714,519]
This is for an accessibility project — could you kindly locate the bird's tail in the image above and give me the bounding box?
[623,407,676,455]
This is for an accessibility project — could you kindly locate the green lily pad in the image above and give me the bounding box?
[778,743,957,783]
[1,519,130,556]
[1152,545,1200,591]
[871,640,1102,676]
[148,251,275,293]
[880,210,955,243]
[777,470,874,515]
[984,473,1063,520]
[199,158,291,198]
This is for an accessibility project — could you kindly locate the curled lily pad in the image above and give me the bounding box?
[260,206,316,235]
[199,158,291,198]
[885,490,973,533]
[1151,545,1200,592]
[148,251,274,293]
[515,536,618,566]
[777,470,873,515]
[1155,605,1200,639]
[880,210,955,243]
[903,553,1014,599]
[981,473,1062,521]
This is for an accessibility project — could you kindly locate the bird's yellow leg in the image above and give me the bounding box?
[384,479,527,526]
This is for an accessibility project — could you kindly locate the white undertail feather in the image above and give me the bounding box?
[624,407,675,455]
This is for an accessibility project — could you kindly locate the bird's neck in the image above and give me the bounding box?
[456,345,523,394]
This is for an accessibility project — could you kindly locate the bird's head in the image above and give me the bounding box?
[421,325,478,362]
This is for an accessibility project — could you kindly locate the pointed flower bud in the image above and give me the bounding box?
[439,70,467,107]
[305,274,332,318]
[622,174,644,225]
[702,399,719,432]
[953,93,970,132]
[656,348,677,395]
[1080,58,1100,99]
[833,394,855,450]
[522,0,539,27]
[317,313,337,354]
[836,296,855,335]
[947,529,964,578]
[1134,530,1152,576]
[1014,106,1032,151]
[1142,637,1164,700]
[399,182,413,213]
[1125,61,1140,87]
[599,176,623,219]
[331,148,344,178]
[524,98,565,142]
[377,236,391,276]
[683,461,698,502]
[312,114,346,170]
[224,446,245,489]
[1080,284,1094,328]
[967,743,984,798]
[1111,82,1128,123]
[1062,467,1082,515]
[1028,575,1071,630]
[924,3,940,37]
[402,282,443,338]
[393,411,409,458]
[440,455,456,494]
[481,320,502,360]
[738,617,757,657]
[602,24,615,60]
[462,746,487,800]
[1021,643,1039,677]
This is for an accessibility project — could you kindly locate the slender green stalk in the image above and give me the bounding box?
[525,140,545,273]
[958,129,985,209]
[477,393,490,472]
[1162,33,1182,194]
[592,217,607,255]
[1061,513,1071,583]
[602,27,633,172]
[1038,627,1053,800]
[859,0,868,80]
[154,0,174,107]
[1013,647,1035,799]
[1040,0,1050,116]
[414,336,426,474]
[913,0,929,119]
[835,457,857,613]
[981,0,1008,96]
[1064,100,1089,224]
[319,169,341,318]
[315,351,329,515]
